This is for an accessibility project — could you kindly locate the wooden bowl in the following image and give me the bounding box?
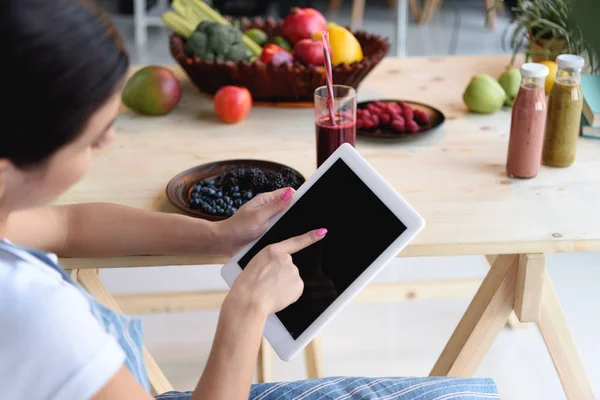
[169,18,390,102]
[357,100,445,139]
[166,159,306,221]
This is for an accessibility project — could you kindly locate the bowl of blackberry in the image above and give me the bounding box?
[166,160,305,221]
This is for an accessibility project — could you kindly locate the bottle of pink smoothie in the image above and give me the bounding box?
[506,63,550,179]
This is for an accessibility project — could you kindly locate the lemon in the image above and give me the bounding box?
[327,25,363,66]
[312,22,339,40]
[539,60,558,95]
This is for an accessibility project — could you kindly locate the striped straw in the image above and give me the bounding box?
[321,31,336,126]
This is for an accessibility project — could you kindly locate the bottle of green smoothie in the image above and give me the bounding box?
[542,54,585,168]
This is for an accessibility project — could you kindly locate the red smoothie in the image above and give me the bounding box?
[316,115,356,167]
[506,65,549,179]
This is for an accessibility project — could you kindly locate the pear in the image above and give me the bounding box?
[463,74,506,114]
[498,68,521,106]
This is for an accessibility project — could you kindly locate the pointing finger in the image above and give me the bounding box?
[275,228,328,254]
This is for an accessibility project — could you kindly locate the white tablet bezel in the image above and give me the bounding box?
[221,143,425,361]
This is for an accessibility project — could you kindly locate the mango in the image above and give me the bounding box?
[122,66,182,116]
[463,74,506,114]
[498,68,521,106]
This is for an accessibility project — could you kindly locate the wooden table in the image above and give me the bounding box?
[59,55,599,399]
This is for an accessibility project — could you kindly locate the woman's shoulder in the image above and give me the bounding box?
[0,243,71,305]
[0,244,127,400]
[0,243,90,332]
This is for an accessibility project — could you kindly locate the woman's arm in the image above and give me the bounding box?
[92,229,324,400]
[190,296,266,400]
[6,189,293,258]
[6,203,224,257]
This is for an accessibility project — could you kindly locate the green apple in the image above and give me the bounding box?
[463,74,507,114]
[498,68,521,106]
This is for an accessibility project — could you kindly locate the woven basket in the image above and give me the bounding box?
[169,18,390,102]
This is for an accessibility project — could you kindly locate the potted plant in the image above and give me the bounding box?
[489,0,597,72]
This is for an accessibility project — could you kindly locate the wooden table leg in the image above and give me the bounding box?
[305,336,325,379]
[408,0,421,21]
[485,0,496,29]
[418,0,442,24]
[430,254,518,376]
[538,273,595,399]
[432,253,596,400]
[328,0,344,16]
[257,337,274,383]
[486,256,527,330]
[350,0,366,30]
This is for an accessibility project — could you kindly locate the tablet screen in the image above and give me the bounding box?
[238,159,407,339]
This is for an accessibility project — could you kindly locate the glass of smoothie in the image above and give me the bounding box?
[314,85,357,167]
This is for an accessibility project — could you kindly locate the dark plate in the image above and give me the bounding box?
[357,100,445,139]
[166,160,306,221]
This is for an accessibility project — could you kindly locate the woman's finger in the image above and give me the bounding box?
[274,228,327,255]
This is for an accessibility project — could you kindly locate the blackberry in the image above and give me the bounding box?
[220,172,239,193]
[250,173,269,192]
[269,174,286,191]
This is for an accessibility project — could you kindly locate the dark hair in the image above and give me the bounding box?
[2,0,129,168]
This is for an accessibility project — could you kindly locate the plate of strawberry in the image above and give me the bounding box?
[356,100,445,139]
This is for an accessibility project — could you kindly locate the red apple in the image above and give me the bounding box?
[213,86,252,123]
[293,39,324,66]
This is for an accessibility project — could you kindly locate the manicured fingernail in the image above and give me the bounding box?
[315,228,328,237]
[280,188,293,201]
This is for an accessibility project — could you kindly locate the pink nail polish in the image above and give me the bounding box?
[315,228,328,237]
[280,188,293,201]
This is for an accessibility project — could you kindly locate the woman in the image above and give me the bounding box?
[0,0,498,398]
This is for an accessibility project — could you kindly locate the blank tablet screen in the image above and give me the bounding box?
[238,159,407,339]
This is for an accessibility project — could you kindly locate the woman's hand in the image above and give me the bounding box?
[226,228,328,316]
[214,187,295,256]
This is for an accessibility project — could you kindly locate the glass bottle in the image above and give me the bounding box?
[506,63,549,179]
[542,54,585,167]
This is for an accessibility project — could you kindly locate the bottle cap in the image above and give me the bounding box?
[520,63,550,78]
[556,54,585,69]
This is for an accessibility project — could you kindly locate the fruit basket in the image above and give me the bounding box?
[169,18,390,102]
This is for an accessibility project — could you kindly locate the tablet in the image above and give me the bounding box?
[221,143,425,361]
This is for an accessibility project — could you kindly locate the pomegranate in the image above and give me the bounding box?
[283,8,328,44]
[293,39,324,66]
